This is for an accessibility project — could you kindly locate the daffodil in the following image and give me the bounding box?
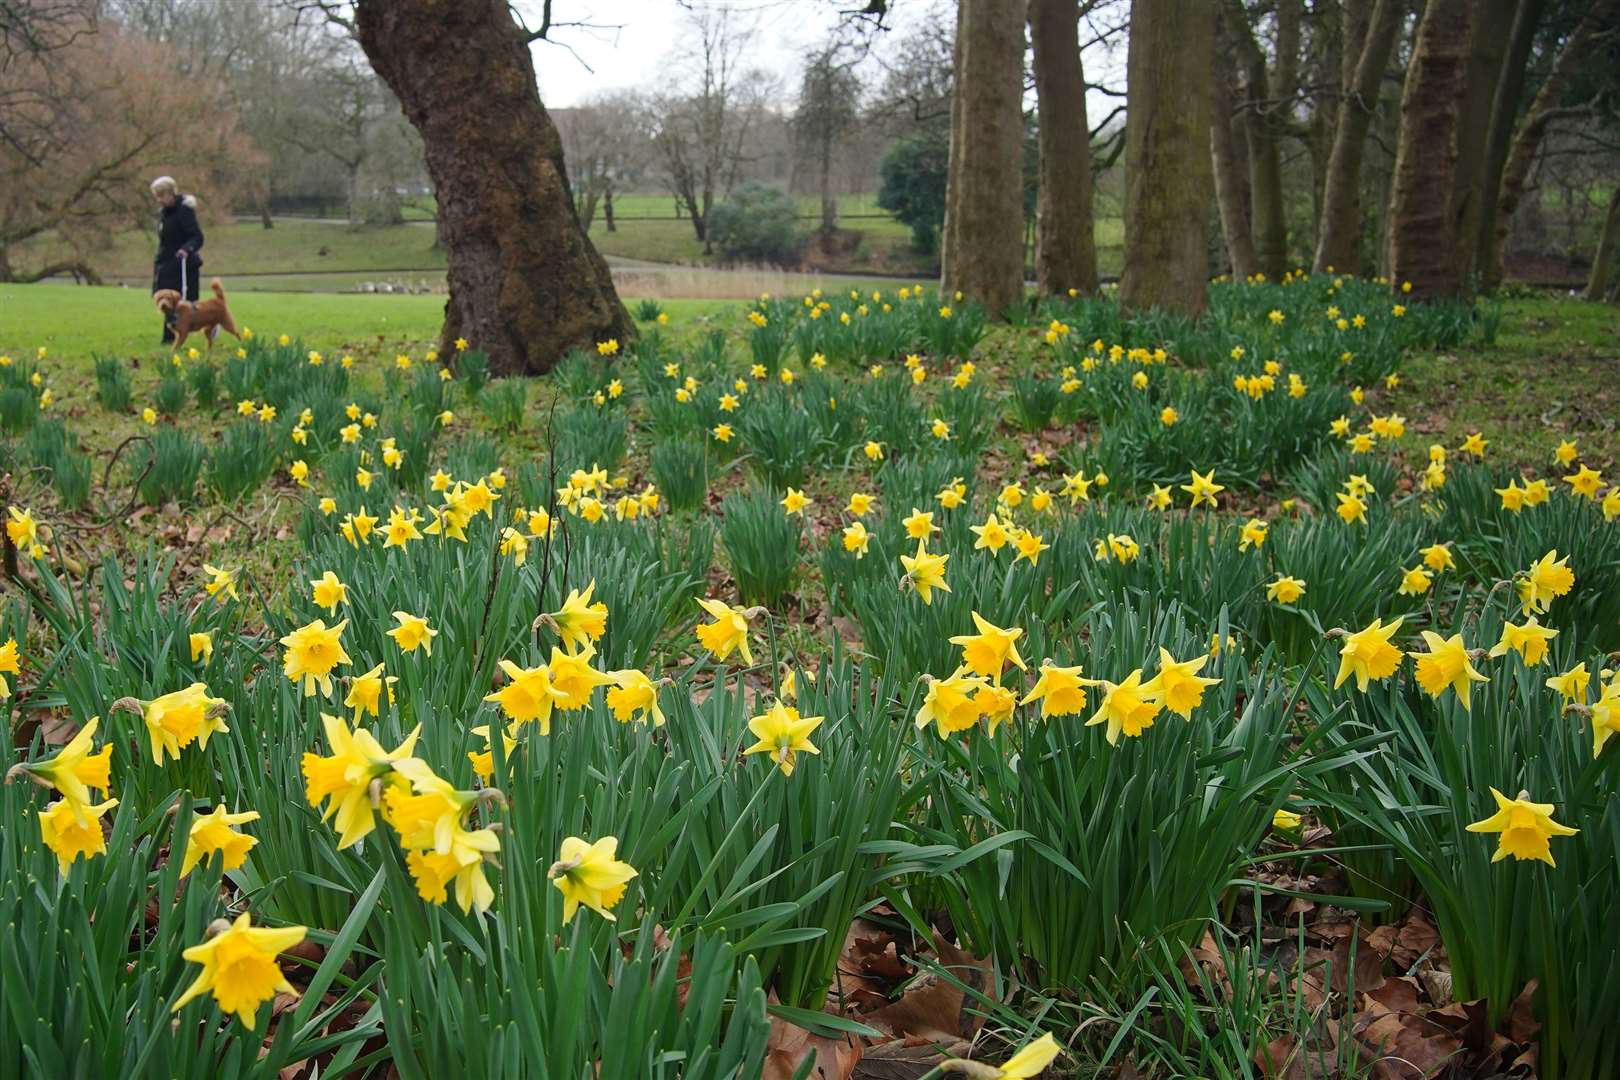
[1238,518,1268,551]
[280,618,351,697]
[1397,564,1433,596]
[344,662,396,721]
[1267,576,1306,604]
[1546,663,1590,705]
[1488,618,1558,667]
[171,913,307,1028]
[695,597,756,664]
[1333,617,1405,692]
[1466,788,1577,866]
[180,806,260,875]
[1421,543,1455,572]
[781,487,811,515]
[201,563,238,602]
[1412,632,1489,710]
[388,611,438,656]
[7,716,113,815]
[1181,469,1225,509]
[545,581,609,652]
[970,514,1010,552]
[949,613,1026,682]
[1020,662,1088,719]
[605,668,665,727]
[1144,649,1220,718]
[1086,669,1163,745]
[38,797,118,875]
[123,683,231,764]
[301,713,420,848]
[546,644,612,710]
[549,836,637,922]
[1517,550,1574,615]
[900,542,951,604]
[915,669,988,739]
[743,701,824,776]
[486,660,563,734]
[310,570,347,614]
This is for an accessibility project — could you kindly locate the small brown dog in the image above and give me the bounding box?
[153,278,239,350]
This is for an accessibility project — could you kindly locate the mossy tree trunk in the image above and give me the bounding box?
[941,0,1027,316]
[1029,0,1099,296]
[1387,0,1475,300]
[1120,0,1214,316]
[354,0,630,374]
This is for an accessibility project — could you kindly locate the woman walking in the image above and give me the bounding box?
[150,176,205,345]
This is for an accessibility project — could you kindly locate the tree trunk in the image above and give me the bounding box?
[1451,0,1516,285]
[1211,31,1257,279]
[1120,0,1215,315]
[1314,0,1401,274]
[1223,0,1293,279]
[354,0,629,374]
[1387,0,1475,301]
[604,186,616,232]
[1474,0,1546,282]
[259,187,274,230]
[1029,0,1099,296]
[579,189,599,232]
[940,0,1026,316]
[1483,0,1615,288]
[1586,183,1620,302]
[819,137,836,242]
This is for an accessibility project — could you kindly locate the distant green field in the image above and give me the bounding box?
[0,283,733,362]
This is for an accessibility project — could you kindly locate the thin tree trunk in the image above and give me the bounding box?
[1452,1,1516,285]
[1387,0,1475,300]
[1120,0,1215,315]
[1484,0,1615,288]
[1211,28,1257,279]
[1314,0,1400,273]
[940,0,1026,316]
[1586,183,1620,302]
[1474,0,1545,285]
[1029,0,1099,295]
[1224,0,1287,279]
[819,137,836,242]
[579,190,598,232]
[604,186,616,232]
[354,0,630,373]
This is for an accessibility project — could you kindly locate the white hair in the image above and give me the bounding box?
[150,176,177,197]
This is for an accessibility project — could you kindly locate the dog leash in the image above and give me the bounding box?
[180,250,188,300]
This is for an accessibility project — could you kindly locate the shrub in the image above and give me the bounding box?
[154,372,189,417]
[552,405,627,473]
[188,361,219,411]
[132,428,205,506]
[708,183,800,264]
[207,421,276,503]
[479,378,528,433]
[634,298,665,321]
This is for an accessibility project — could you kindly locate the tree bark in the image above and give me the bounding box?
[354,0,630,374]
[1483,0,1615,288]
[604,186,616,232]
[1387,0,1475,300]
[1120,0,1214,315]
[1028,0,1099,296]
[1586,183,1620,302]
[1210,26,1257,280]
[1314,0,1401,274]
[1473,0,1545,281]
[940,0,1027,316]
[1451,0,1516,284]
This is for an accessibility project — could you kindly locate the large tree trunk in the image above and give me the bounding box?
[1029,0,1099,296]
[1387,0,1475,301]
[1483,0,1615,288]
[1313,0,1400,274]
[1120,0,1214,315]
[1210,29,1257,280]
[1473,0,1545,282]
[940,0,1026,316]
[1586,183,1620,302]
[354,0,630,374]
[1451,1,1516,285]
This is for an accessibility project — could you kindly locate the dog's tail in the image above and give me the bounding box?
[209,278,225,301]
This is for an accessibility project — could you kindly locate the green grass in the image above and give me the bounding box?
[1393,295,1620,470]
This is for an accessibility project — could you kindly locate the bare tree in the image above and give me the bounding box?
[557,90,651,233]
[1029,0,1100,296]
[793,45,861,244]
[648,9,773,252]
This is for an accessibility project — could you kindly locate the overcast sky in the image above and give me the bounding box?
[521,0,1127,115]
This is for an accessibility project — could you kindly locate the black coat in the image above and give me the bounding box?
[152,196,205,298]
